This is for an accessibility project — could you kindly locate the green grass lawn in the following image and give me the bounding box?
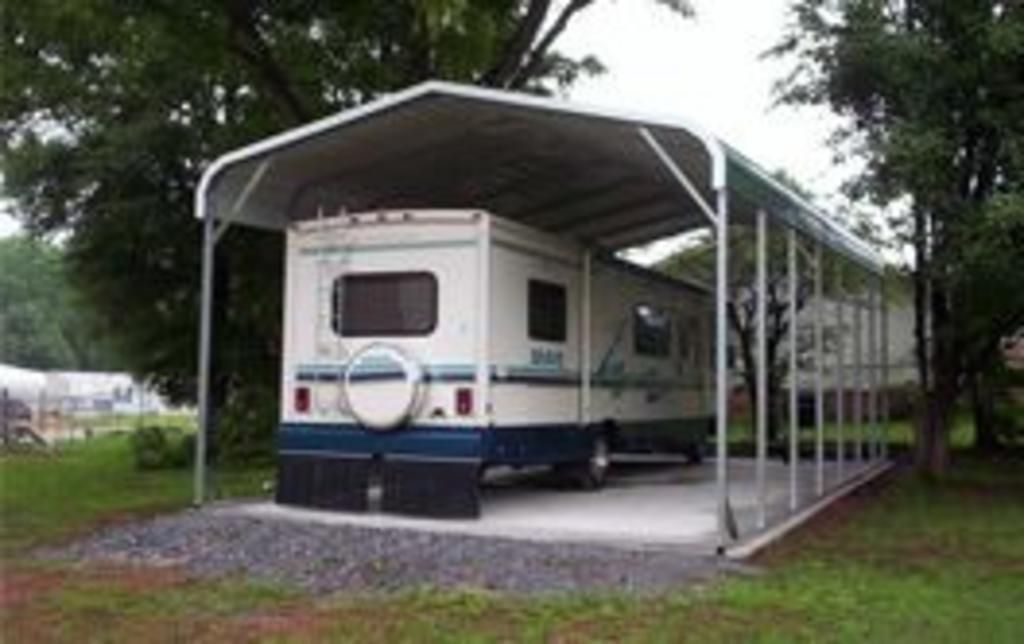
[70,410,197,435]
[728,416,976,454]
[0,433,269,554]
[2,434,1022,642]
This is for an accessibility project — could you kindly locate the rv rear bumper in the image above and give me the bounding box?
[277,421,595,465]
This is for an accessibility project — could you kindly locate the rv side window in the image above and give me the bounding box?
[332,272,438,337]
[528,280,567,342]
[678,320,691,362]
[634,305,671,357]
[678,317,700,365]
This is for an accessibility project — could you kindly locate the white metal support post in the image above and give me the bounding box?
[580,250,592,426]
[715,188,732,547]
[853,292,864,463]
[194,211,217,506]
[477,214,492,423]
[755,210,768,529]
[814,243,824,496]
[881,276,890,460]
[835,265,846,482]
[868,282,879,461]
[787,229,799,512]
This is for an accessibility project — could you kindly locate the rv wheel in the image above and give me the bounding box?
[565,435,610,490]
[685,443,704,465]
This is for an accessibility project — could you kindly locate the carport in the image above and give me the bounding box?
[193,81,890,553]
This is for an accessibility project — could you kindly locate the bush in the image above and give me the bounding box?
[130,425,193,470]
[214,385,276,467]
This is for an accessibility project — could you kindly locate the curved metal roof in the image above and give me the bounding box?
[197,81,882,271]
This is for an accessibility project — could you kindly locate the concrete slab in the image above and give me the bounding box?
[218,456,884,554]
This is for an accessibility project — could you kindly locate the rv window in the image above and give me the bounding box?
[678,320,691,362]
[333,272,437,337]
[528,280,567,342]
[634,305,671,357]
[679,317,701,365]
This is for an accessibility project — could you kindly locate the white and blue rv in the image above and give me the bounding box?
[277,209,713,517]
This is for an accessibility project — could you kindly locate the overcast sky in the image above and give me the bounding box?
[559,0,848,193]
[0,0,850,240]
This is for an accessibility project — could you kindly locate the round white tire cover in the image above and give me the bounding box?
[342,344,424,430]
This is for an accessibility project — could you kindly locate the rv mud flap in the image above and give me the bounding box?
[275,452,371,512]
[381,457,481,519]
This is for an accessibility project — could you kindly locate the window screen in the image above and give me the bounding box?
[528,280,567,342]
[332,272,437,337]
[634,304,671,357]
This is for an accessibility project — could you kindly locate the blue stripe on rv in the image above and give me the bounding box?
[278,422,595,464]
[293,364,697,388]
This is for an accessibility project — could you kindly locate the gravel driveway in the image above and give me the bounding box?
[41,506,736,594]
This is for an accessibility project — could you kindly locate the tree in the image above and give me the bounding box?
[0,1,693,460]
[774,1,1024,475]
[659,229,798,444]
[0,235,121,370]
[659,227,858,445]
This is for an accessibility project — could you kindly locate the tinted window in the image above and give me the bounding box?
[634,305,671,357]
[528,280,567,342]
[333,272,437,336]
[679,317,701,365]
[678,320,692,362]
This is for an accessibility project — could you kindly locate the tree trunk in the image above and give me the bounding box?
[970,372,1000,451]
[915,382,955,478]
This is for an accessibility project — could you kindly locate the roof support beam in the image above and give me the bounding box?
[715,187,735,549]
[787,228,799,512]
[638,127,718,228]
[194,211,216,506]
[755,209,768,529]
[228,159,272,221]
[814,242,825,496]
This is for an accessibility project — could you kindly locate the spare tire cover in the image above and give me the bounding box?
[342,343,425,430]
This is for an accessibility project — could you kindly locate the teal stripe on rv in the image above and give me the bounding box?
[294,363,703,390]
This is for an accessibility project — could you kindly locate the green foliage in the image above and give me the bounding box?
[215,383,277,466]
[0,235,121,370]
[0,1,691,461]
[129,425,192,470]
[774,1,1024,470]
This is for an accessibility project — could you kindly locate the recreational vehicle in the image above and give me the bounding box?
[278,209,713,517]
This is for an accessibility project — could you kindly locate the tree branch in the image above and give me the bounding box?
[483,0,552,87]
[508,0,595,89]
[221,0,311,123]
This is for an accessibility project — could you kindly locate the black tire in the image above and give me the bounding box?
[685,442,704,465]
[564,434,610,490]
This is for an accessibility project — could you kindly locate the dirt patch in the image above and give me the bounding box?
[201,608,329,642]
[0,566,66,609]
[71,561,191,592]
[0,561,317,644]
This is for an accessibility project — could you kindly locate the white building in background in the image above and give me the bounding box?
[0,363,47,401]
[47,371,169,414]
[0,363,169,414]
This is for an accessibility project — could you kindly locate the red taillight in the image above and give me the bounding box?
[455,388,473,416]
[294,386,310,413]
